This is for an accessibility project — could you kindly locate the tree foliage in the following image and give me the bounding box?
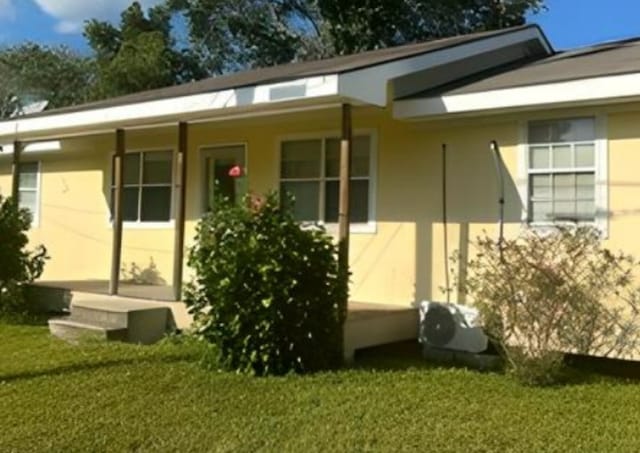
[317,0,545,55]
[168,0,545,72]
[0,43,93,118]
[84,1,206,98]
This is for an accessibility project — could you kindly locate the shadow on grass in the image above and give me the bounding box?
[0,313,52,326]
[565,354,640,381]
[0,353,194,384]
[349,341,640,387]
[352,341,440,372]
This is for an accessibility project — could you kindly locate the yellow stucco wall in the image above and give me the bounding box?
[2,103,640,306]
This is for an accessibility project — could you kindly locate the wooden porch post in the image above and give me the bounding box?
[11,140,22,200]
[338,103,352,281]
[172,122,188,301]
[109,129,125,296]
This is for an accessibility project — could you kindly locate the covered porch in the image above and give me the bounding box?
[45,285,418,361]
[10,101,360,303]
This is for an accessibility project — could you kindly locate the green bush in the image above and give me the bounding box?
[456,226,640,386]
[184,191,348,376]
[0,195,48,314]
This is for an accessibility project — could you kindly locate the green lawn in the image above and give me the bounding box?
[1,322,639,453]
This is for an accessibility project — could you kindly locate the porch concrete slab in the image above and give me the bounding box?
[35,280,176,302]
[70,291,193,332]
[45,282,419,359]
[345,302,419,362]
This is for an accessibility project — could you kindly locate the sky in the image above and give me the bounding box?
[0,0,639,52]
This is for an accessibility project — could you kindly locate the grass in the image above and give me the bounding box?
[1,322,640,452]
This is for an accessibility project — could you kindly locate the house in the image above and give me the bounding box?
[0,24,637,354]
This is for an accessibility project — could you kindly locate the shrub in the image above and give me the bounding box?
[184,191,348,376]
[456,226,640,386]
[0,195,48,315]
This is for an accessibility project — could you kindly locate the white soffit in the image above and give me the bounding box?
[394,72,640,119]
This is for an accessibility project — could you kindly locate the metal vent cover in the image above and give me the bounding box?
[422,304,456,347]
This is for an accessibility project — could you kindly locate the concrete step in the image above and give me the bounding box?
[49,297,171,345]
[71,305,128,328]
[49,317,128,343]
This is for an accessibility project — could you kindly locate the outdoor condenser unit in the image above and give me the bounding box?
[419,302,489,353]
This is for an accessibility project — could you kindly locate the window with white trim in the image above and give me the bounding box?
[18,161,40,224]
[527,118,597,224]
[111,150,174,222]
[279,135,372,224]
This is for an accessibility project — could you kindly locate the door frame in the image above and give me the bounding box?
[199,142,248,213]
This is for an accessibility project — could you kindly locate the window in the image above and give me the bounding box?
[527,118,597,224]
[18,161,40,224]
[280,135,372,224]
[111,150,174,223]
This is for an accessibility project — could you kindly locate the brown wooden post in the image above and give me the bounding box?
[11,140,21,200]
[172,122,189,301]
[109,129,125,296]
[338,103,352,280]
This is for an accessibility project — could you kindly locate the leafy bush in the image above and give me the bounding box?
[0,195,48,314]
[184,191,348,376]
[456,226,640,386]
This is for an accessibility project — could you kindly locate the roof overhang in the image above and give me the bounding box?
[341,25,549,105]
[0,76,343,141]
[0,26,551,142]
[394,72,640,120]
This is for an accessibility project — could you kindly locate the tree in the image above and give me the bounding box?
[0,43,93,118]
[169,0,545,71]
[166,0,322,74]
[84,1,206,98]
[316,0,546,55]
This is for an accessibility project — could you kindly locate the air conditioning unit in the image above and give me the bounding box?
[419,301,488,353]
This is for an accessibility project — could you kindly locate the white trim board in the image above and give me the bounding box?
[394,72,640,119]
[0,141,61,155]
[0,76,340,140]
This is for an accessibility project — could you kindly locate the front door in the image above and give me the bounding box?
[201,145,246,211]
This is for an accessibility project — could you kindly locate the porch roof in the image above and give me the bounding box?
[0,24,550,142]
[395,36,640,119]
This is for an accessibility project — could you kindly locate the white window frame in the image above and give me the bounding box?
[18,160,41,228]
[109,148,176,229]
[517,114,609,236]
[198,141,248,214]
[277,129,377,234]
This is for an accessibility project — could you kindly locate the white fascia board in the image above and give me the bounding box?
[0,140,61,155]
[339,26,548,106]
[394,72,640,119]
[0,75,339,140]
